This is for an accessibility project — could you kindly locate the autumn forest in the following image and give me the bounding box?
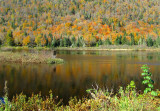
[1,0,160,110]
[0,0,160,48]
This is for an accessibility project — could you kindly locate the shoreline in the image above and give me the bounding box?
[55,47,160,51]
[1,46,160,51]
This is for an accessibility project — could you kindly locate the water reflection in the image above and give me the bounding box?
[0,50,160,104]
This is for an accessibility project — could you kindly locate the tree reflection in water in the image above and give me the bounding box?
[0,50,160,104]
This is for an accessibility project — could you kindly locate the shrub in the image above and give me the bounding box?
[47,58,64,64]
[141,64,157,96]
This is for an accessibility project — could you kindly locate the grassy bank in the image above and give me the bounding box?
[0,46,51,51]
[0,51,64,64]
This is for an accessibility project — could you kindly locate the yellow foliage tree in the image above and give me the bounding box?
[23,36,30,46]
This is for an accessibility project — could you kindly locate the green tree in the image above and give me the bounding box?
[63,38,68,47]
[5,30,15,46]
[155,37,160,47]
[60,37,63,47]
[130,33,135,45]
[51,37,56,47]
[115,35,122,45]
[90,36,96,47]
[98,39,102,45]
[71,8,75,15]
[122,36,127,45]
[138,37,143,45]
[71,36,76,47]
[43,34,48,47]
[146,37,153,47]
[76,37,83,47]
[105,38,112,45]
[0,39,2,46]
[11,21,16,29]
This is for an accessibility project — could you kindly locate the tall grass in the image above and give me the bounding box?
[0,51,64,64]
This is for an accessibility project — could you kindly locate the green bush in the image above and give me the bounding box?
[141,64,157,96]
[47,58,64,64]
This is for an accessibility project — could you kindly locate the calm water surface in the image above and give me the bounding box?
[0,50,160,104]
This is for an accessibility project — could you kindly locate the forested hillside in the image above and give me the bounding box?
[0,0,160,47]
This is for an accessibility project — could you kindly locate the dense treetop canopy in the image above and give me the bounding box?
[0,0,160,47]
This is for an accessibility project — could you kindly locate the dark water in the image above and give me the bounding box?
[0,50,160,104]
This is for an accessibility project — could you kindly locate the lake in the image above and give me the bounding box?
[0,50,160,104]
